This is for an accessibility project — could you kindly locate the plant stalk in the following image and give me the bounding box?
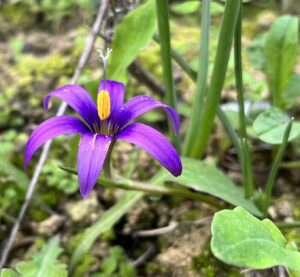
[60,166,223,209]
[184,0,210,155]
[234,3,254,198]
[155,0,180,150]
[188,0,241,158]
[162,38,241,158]
[262,119,293,215]
[103,140,115,179]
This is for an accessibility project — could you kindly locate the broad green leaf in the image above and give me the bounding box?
[11,236,67,277]
[261,219,286,246]
[285,74,300,107]
[157,158,261,216]
[170,2,200,15]
[246,33,267,70]
[253,108,300,144]
[107,0,156,83]
[264,15,298,107]
[211,207,300,274]
[0,269,20,277]
[70,171,167,271]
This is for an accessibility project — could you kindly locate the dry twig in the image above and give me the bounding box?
[133,217,212,237]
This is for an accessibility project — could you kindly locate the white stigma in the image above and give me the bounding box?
[96,48,112,82]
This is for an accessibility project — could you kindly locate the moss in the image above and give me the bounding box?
[0,4,34,35]
[28,208,48,222]
[145,262,169,275]
[72,253,96,277]
[13,53,70,87]
[192,245,243,277]
[284,230,300,247]
[180,209,202,222]
[67,233,85,253]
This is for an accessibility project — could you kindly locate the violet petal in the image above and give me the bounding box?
[118,96,180,134]
[24,116,89,168]
[77,133,112,198]
[116,123,182,176]
[44,84,100,128]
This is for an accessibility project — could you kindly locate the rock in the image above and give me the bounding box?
[65,191,102,223]
[32,214,65,236]
[155,226,210,277]
[277,200,294,218]
[256,11,277,30]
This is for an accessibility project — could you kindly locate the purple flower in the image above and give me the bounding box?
[24,80,182,198]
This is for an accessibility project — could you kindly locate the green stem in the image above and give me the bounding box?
[234,3,254,198]
[103,140,115,179]
[189,0,241,158]
[155,0,179,150]
[184,0,210,155]
[276,221,300,229]
[217,107,241,159]
[99,178,223,209]
[242,138,253,198]
[262,119,293,215]
[60,166,223,209]
[164,42,241,158]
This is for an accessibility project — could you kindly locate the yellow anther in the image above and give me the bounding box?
[97,90,111,120]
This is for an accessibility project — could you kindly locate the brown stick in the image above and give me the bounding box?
[0,0,110,268]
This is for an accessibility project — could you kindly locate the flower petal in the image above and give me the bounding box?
[44,84,100,128]
[98,80,125,116]
[118,96,180,133]
[24,116,90,168]
[77,133,112,198]
[116,123,182,176]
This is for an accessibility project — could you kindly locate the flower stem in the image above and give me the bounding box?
[234,3,254,198]
[261,119,293,215]
[99,178,223,209]
[184,0,210,155]
[155,0,180,150]
[60,166,224,209]
[103,140,115,179]
[188,0,241,158]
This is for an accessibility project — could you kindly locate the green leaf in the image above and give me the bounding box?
[246,33,267,70]
[170,1,200,15]
[264,15,298,107]
[261,219,286,246]
[101,256,118,275]
[0,269,20,277]
[211,207,300,273]
[15,236,67,277]
[253,107,300,144]
[158,158,261,216]
[285,74,300,107]
[119,263,136,277]
[107,0,157,83]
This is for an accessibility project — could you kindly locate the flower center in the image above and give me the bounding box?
[97,90,111,120]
